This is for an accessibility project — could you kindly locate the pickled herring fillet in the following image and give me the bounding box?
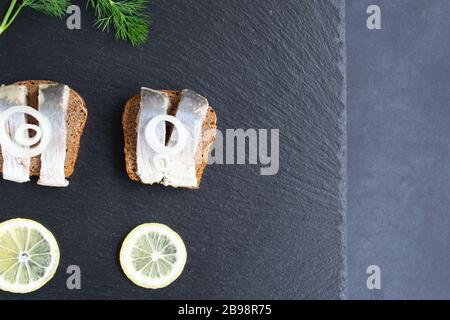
[0,85,30,183]
[37,84,69,187]
[162,89,209,188]
[136,88,170,184]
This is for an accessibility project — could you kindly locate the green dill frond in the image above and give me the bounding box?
[0,0,149,46]
[24,0,70,17]
[0,0,70,35]
[88,0,149,46]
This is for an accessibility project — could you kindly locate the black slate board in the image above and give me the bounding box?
[0,0,346,299]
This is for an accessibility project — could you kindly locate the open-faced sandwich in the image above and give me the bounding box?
[0,80,88,187]
[123,88,217,189]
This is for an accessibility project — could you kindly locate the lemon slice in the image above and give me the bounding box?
[0,218,60,294]
[120,223,187,289]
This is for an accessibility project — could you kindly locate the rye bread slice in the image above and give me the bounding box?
[122,90,217,189]
[0,80,88,178]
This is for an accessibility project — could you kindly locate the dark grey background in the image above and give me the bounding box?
[347,0,450,299]
[0,0,346,299]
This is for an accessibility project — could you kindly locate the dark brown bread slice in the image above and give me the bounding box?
[0,80,88,178]
[122,90,217,189]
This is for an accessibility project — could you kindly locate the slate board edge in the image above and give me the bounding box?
[337,0,348,300]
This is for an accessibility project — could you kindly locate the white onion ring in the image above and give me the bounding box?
[145,115,188,155]
[0,106,52,158]
[15,124,42,147]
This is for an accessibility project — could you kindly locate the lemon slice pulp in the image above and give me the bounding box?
[120,223,187,289]
[0,218,60,293]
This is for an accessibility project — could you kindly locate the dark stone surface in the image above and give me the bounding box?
[0,0,345,299]
[347,0,450,299]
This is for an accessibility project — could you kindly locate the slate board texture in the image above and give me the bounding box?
[347,0,450,299]
[0,0,346,299]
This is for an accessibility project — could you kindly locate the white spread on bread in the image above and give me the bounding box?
[37,84,70,187]
[0,85,31,183]
[137,89,209,188]
[136,88,170,184]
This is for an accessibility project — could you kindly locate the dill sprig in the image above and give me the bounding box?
[25,0,69,16]
[0,0,70,35]
[0,0,150,46]
[87,0,149,46]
